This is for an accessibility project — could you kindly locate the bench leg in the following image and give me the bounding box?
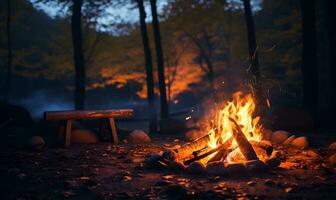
[65,119,73,147]
[108,118,119,144]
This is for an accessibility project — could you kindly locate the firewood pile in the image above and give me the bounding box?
[144,118,281,175]
[144,93,283,175]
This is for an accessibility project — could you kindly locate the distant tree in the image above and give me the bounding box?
[300,0,318,124]
[33,0,109,109]
[164,0,229,101]
[71,0,86,110]
[136,0,157,133]
[242,0,264,107]
[150,0,169,120]
[3,0,12,103]
[314,0,336,128]
[255,0,301,98]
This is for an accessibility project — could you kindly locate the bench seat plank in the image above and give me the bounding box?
[44,109,133,120]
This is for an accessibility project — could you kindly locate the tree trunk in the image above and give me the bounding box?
[137,0,157,133]
[300,0,318,126]
[242,0,264,108]
[204,56,216,101]
[4,0,12,103]
[71,0,86,110]
[150,0,169,120]
[319,0,336,127]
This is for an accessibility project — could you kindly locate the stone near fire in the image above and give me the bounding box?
[71,129,99,144]
[328,154,336,165]
[329,142,336,151]
[128,130,151,144]
[29,136,45,151]
[290,136,309,149]
[265,157,281,168]
[225,162,246,175]
[184,129,205,142]
[261,128,273,141]
[187,161,206,174]
[168,160,186,171]
[206,161,226,175]
[271,130,290,145]
[244,160,266,172]
[143,153,164,169]
[283,135,296,146]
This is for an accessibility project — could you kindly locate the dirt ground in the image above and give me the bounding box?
[0,136,336,200]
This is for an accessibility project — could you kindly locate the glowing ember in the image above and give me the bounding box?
[206,92,263,162]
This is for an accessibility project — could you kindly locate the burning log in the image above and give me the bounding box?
[250,140,273,156]
[168,133,213,160]
[207,149,229,163]
[229,117,258,160]
[192,146,211,157]
[183,137,233,165]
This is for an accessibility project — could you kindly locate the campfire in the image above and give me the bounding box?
[145,92,280,175]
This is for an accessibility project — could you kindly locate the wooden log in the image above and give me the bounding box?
[229,118,258,160]
[169,134,212,160]
[207,149,229,163]
[183,137,233,165]
[44,109,134,120]
[250,140,273,156]
[192,146,212,157]
[252,146,270,158]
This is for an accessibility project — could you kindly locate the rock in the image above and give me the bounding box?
[225,162,246,175]
[71,129,99,144]
[264,179,275,185]
[283,135,296,146]
[265,157,281,168]
[0,103,35,128]
[168,160,186,171]
[162,151,175,160]
[244,160,266,172]
[247,181,255,186]
[305,150,319,158]
[206,161,226,175]
[291,136,309,149]
[184,129,205,142]
[271,130,290,145]
[328,154,336,165]
[329,142,336,151]
[29,135,45,146]
[29,136,45,151]
[187,161,206,174]
[261,128,273,141]
[144,154,166,169]
[127,130,151,144]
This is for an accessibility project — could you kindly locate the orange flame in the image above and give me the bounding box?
[207,92,262,162]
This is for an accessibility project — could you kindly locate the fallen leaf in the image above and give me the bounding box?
[162,175,174,180]
[80,176,90,180]
[285,187,293,193]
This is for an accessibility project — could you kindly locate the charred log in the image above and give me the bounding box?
[183,137,233,165]
[250,140,273,156]
[229,118,258,160]
[169,134,212,160]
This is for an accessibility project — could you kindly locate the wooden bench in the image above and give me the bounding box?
[44,109,134,147]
